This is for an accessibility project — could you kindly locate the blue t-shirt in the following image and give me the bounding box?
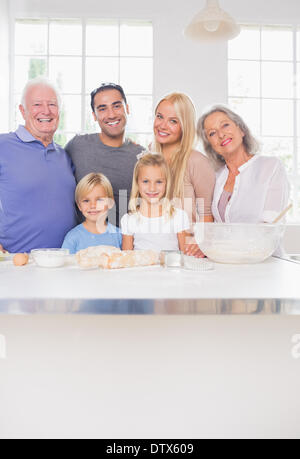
[62,223,122,254]
[0,126,77,253]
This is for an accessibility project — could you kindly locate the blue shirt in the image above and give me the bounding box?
[0,126,77,253]
[62,222,122,254]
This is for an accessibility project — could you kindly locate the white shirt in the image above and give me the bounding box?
[212,155,290,223]
[121,208,190,251]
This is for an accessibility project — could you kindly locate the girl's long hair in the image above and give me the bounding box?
[129,153,175,218]
[153,92,196,200]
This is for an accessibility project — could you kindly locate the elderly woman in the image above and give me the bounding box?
[197,105,290,225]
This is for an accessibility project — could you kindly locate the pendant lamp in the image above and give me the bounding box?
[184,0,240,42]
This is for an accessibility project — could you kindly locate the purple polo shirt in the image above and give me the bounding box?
[0,126,77,253]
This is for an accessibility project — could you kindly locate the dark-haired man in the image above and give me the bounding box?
[65,83,143,226]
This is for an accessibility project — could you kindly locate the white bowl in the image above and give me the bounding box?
[31,248,70,268]
[194,223,285,264]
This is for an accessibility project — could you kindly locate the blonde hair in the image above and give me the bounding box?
[153,92,196,200]
[129,153,175,217]
[75,173,114,204]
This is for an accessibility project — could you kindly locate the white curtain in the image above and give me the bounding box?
[0,0,9,133]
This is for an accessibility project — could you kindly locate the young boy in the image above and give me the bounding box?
[62,173,122,254]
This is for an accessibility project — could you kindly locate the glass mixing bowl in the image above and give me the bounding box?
[194,223,285,264]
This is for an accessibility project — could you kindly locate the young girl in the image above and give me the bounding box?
[121,152,190,252]
[62,173,122,254]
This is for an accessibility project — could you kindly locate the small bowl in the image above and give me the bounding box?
[31,248,70,268]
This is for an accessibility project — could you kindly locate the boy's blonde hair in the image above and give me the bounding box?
[129,152,175,217]
[75,173,114,204]
[153,92,196,200]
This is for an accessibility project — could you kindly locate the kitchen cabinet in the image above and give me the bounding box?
[0,257,300,439]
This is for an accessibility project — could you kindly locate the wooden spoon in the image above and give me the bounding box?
[272,203,293,224]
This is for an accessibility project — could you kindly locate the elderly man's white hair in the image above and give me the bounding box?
[21,77,62,111]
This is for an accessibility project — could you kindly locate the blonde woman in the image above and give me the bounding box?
[153,92,216,256]
[121,152,190,252]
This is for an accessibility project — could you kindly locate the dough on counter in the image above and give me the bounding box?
[76,245,159,269]
[98,249,160,269]
[76,245,120,268]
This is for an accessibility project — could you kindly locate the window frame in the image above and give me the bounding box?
[11,16,154,144]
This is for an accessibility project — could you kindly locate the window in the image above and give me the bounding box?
[13,18,153,147]
[228,25,300,221]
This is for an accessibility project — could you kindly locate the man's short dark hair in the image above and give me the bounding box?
[90,83,127,112]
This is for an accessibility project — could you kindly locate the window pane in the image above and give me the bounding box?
[120,21,153,57]
[49,57,82,94]
[228,61,260,97]
[228,25,260,60]
[49,20,82,56]
[15,20,47,55]
[55,132,77,146]
[262,62,294,98]
[261,137,294,173]
[85,96,100,133]
[298,138,300,171]
[298,29,300,61]
[60,95,82,132]
[228,97,260,136]
[261,26,293,61]
[126,95,153,133]
[120,58,153,94]
[126,133,150,149]
[15,57,47,93]
[262,99,293,136]
[13,97,24,129]
[85,57,119,94]
[86,20,119,56]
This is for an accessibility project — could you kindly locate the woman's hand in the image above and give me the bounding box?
[183,243,205,258]
[178,232,205,258]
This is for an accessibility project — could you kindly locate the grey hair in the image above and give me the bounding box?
[21,77,62,111]
[197,104,260,169]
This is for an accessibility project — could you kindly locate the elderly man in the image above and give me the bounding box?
[0,78,77,253]
[65,83,143,226]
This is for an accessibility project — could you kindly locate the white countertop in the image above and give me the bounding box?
[1,256,300,300]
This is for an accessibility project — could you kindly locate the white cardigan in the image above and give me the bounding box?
[212,155,290,223]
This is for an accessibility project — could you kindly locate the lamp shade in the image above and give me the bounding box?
[184,0,240,42]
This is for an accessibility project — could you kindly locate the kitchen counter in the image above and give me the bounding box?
[0,256,300,315]
[1,256,300,439]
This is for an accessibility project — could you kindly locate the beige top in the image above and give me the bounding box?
[183,149,216,223]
